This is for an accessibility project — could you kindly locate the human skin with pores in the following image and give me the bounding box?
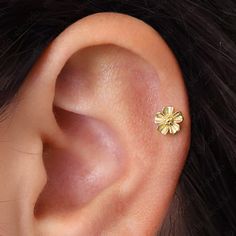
[1,12,190,235]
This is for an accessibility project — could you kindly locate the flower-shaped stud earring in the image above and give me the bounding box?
[154,106,184,135]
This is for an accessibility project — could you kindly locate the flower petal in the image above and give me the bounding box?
[169,123,180,134]
[163,106,174,115]
[154,112,165,124]
[173,112,184,123]
[158,124,169,135]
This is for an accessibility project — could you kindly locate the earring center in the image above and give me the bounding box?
[165,117,174,126]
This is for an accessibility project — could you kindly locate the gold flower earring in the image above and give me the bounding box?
[154,106,184,135]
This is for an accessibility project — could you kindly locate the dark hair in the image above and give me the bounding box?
[0,0,235,235]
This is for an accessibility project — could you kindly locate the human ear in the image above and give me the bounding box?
[0,13,190,235]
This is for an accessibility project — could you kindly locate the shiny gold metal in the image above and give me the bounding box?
[154,106,184,135]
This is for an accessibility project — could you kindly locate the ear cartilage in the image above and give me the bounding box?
[154,106,184,135]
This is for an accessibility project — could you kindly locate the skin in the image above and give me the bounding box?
[0,13,190,235]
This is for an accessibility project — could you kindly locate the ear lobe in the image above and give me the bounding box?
[10,13,190,235]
